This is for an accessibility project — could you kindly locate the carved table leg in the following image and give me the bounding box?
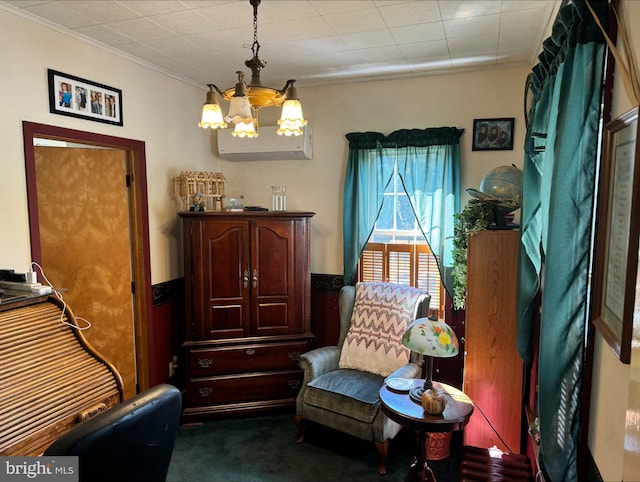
[405,431,436,482]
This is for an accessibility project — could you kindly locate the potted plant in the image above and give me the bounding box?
[451,201,494,310]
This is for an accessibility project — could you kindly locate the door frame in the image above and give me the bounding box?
[22,121,152,392]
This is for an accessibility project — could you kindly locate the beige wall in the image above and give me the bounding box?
[589,1,640,481]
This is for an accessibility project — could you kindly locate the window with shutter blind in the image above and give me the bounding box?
[358,242,443,317]
[355,159,446,317]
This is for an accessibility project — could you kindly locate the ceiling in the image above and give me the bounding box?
[2,0,559,89]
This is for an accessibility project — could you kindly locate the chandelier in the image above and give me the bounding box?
[198,0,307,138]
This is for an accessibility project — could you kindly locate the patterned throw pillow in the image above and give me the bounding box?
[338,282,428,377]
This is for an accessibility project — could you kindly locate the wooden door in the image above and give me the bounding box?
[34,146,137,398]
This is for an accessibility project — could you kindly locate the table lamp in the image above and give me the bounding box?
[401,316,459,404]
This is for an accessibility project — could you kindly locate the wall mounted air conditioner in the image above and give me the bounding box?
[217,126,312,161]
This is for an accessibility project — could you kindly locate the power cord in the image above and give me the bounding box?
[470,398,514,454]
[31,261,92,331]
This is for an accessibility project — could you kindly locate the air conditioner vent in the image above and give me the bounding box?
[217,126,312,161]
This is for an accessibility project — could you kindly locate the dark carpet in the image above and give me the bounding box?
[167,411,461,482]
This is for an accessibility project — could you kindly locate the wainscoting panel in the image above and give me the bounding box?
[310,274,344,348]
[149,278,184,388]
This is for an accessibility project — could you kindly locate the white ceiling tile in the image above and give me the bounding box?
[500,7,548,35]
[447,34,498,57]
[149,10,215,36]
[257,16,334,44]
[115,0,188,17]
[23,2,95,28]
[309,1,376,15]
[115,40,165,60]
[378,1,442,28]
[438,0,502,21]
[180,1,234,8]
[183,28,244,49]
[3,0,52,8]
[501,1,556,13]
[390,22,445,45]
[283,35,349,55]
[192,1,252,30]
[106,17,175,42]
[256,0,317,24]
[340,29,396,50]
[443,13,500,38]
[145,36,204,58]
[74,24,133,46]
[398,39,450,61]
[322,8,386,35]
[58,0,139,23]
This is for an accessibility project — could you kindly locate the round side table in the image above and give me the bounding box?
[380,379,474,482]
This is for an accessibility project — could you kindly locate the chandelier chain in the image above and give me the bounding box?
[252,0,260,58]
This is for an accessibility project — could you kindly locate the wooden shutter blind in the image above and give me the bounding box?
[358,243,443,317]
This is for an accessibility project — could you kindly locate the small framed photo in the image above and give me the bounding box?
[48,69,123,126]
[472,118,514,151]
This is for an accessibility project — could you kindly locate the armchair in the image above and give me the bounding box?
[44,384,182,482]
[295,282,430,475]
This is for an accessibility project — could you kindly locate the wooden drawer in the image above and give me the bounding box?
[187,370,303,406]
[188,341,309,377]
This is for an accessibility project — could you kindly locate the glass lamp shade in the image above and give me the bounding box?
[402,317,459,358]
[277,99,307,136]
[402,317,459,404]
[199,103,227,129]
[231,121,259,138]
[225,95,253,125]
[198,89,227,129]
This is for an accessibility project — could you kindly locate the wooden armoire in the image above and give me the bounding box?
[463,229,524,453]
[179,211,314,422]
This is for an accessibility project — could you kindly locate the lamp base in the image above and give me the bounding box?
[409,386,424,404]
[409,377,433,404]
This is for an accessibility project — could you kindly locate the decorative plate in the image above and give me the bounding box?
[386,378,413,392]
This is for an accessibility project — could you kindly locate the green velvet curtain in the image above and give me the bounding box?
[516,1,607,480]
[343,127,462,294]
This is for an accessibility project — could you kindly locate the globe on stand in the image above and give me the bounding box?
[466,164,523,229]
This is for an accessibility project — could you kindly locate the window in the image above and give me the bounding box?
[358,166,444,317]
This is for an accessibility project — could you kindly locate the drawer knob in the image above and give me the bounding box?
[288,351,301,362]
[288,379,301,390]
[198,387,213,398]
[198,357,213,368]
[246,348,256,356]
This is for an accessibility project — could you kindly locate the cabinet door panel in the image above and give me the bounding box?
[201,220,250,339]
[252,220,297,335]
[463,230,522,452]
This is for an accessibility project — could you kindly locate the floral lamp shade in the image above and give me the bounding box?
[402,317,459,358]
[401,317,459,404]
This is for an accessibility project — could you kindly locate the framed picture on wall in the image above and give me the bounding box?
[472,118,514,151]
[592,106,640,364]
[48,69,123,126]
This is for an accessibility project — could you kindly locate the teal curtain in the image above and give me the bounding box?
[343,127,462,294]
[516,1,607,480]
